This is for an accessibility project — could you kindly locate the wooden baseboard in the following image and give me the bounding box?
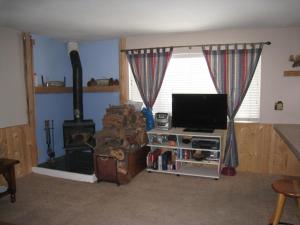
[1,123,299,180]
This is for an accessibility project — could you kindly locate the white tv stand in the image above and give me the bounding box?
[146,128,225,179]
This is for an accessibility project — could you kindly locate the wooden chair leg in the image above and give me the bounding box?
[292,179,300,216]
[8,166,16,203]
[297,197,300,217]
[269,193,286,225]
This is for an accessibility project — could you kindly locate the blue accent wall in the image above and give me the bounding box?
[80,39,120,84]
[35,94,73,163]
[32,35,72,86]
[83,92,120,131]
[33,35,72,163]
[33,35,120,163]
[79,38,120,131]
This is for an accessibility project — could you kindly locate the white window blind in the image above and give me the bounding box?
[129,53,261,121]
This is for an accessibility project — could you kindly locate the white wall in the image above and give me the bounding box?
[126,27,300,124]
[0,27,28,128]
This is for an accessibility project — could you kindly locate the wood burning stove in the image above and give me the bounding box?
[63,42,95,173]
[63,120,95,149]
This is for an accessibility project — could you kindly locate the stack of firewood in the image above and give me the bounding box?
[95,104,147,157]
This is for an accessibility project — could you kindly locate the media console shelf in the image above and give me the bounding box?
[146,128,225,179]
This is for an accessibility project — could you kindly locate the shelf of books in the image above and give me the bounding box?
[146,163,220,178]
[146,128,224,179]
[176,159,219,165]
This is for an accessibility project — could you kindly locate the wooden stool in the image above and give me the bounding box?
[269,178,300,225]
[0,158,20,203]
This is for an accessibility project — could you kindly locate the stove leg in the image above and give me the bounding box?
[65,150,70,171]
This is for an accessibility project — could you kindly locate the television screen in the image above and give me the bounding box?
[172,94,228,132]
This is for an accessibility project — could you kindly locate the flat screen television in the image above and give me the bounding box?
[172,94,228,132]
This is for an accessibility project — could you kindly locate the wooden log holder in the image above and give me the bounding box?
[93,154,119,185]
[93,146,150,185]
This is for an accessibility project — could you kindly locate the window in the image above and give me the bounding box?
[129,53,261,121]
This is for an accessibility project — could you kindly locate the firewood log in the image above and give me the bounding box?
[117,161,128,175]
[110,148,125,161]
[96,104,147,156]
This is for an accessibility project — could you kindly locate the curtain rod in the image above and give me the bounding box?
[120,41,271,52]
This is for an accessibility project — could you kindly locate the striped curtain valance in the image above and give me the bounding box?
[202,43,264,51]
[125,47,173,109]
[126,47,173,55]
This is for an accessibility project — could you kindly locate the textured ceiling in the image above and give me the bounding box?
[0,0,300,41]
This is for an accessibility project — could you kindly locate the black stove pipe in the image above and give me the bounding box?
[69,50,83,121]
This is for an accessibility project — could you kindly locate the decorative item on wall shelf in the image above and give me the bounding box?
[87,78,97,86]
[96,78,109,86]
[289,54,300,67]
[41,75,66,87]
[283,54,300,76]
[87,77,119,86]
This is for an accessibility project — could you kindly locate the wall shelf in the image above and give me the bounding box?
[283,71,300,76]
[34,85,120,94]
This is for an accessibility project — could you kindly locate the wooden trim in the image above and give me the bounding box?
[34,85,120,94]
[119,38,129,104]
[22,33,38,166]
[283,70,300,76]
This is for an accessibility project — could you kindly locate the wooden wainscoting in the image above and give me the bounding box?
[236,123,300,176]
[0,125,35,178]
[1,123,299,181]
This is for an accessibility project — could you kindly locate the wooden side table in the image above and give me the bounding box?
[0,158,20,203]
[269,178,300,225]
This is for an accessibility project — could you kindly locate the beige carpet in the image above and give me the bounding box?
[0,171,299,225]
